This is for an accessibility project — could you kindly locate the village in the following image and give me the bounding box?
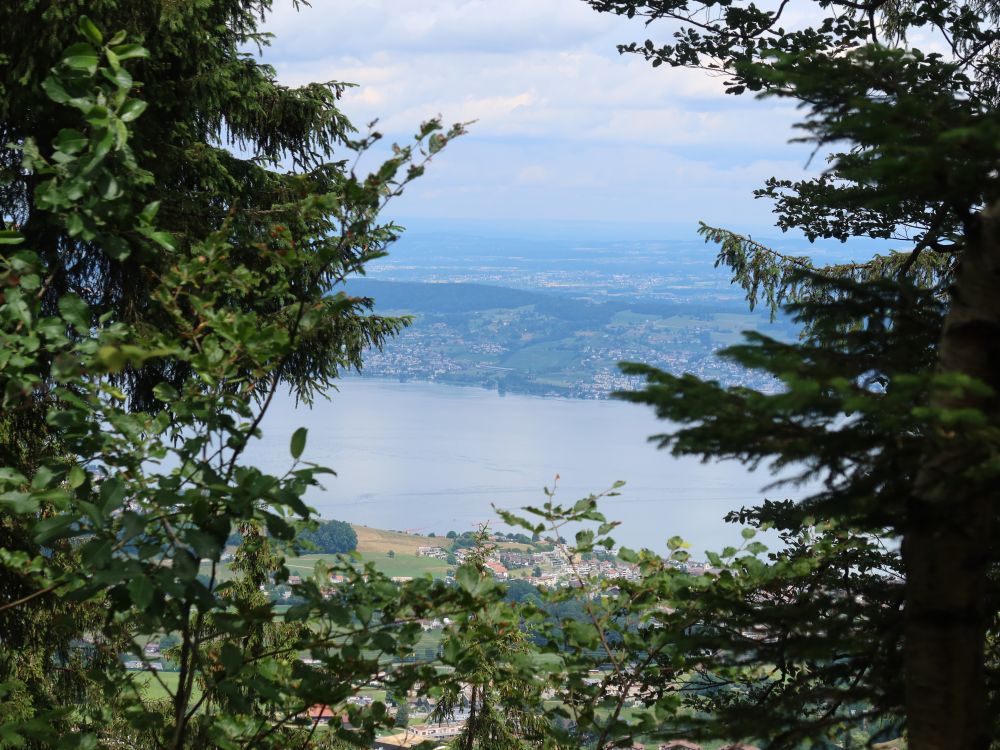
[117,524,908,750]
[298,669,765,750]
[414,541,655,587]
[124,526,733,748]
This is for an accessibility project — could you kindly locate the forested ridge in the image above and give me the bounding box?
[1,1,999,750]
[344,278,788,397]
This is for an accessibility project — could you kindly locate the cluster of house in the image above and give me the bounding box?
[415,546,449,560]
[295,702,900,750]
[123,641,164,671]
[372,721,464,748]
[301,703,771,750]
[419,542,652,587]
[123,660,163,670]
[240,541,721,608]
[651,744,759,750]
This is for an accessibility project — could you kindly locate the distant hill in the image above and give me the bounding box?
[344,278,752,320]
[339,278,791,398]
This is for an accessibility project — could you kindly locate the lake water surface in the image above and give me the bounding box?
[246,378,791,556]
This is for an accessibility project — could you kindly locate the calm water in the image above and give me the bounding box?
[245,378,789,556]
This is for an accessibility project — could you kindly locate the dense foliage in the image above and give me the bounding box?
[4,2,1000,750]
[0,5,469,749]
[299,520,358,555]
[581,0,1000,748]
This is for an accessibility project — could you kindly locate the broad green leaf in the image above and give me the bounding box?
[97,345,128,371]
[77,16,103,46]
[102,66,132,91]
[67,466,86,489]
[65,212,86,237]
[152,382,179,401]
[62,43,99,74]
[0,468,27,484]
[127,576,153,609]
[42,76,71,103]
[53,128,87,154]
[219,643,243,675]
[33,514,77,545]
[0,230,23,245]
[456,564,482,594]
[119,99,147,122]
[30,465,57,490]
[99,174,121,200]
[101,236,131,261]
[58,294,89,328]
[290,427,307,459]
[109,43,148,61]
[0,491,38,514]
[139,201,161,223]
[146,231,175,251]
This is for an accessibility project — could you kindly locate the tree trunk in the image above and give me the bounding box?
[904,201,1000,750]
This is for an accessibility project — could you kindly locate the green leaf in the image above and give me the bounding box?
[31,465,58,490]
[284,603,311,622]
[0,491,38,514]
[109,43,148,61]
[146,231,175,251]
[139,201,161,223]
[102,236,131,261]
[34,514,77,545]
[290,427,307,459]
[0,231,23,245]
[152,382,179,402]
[119,99,147,122]
[219,643,243,675]
[127,576,153,609]
[77,16,103,46]
[102,66,133,91]
[67,466,87,489]
[0,468,28,485]
[42,76,71,103]
[99,174,121,200]
[53,129,87,154]
[372,631,396,652]
[91,126,114,159]
[62,43,99,74]
[746,541,769,555]
[456,564,482,594]
[58,295,90,328]
[97,346,128,372]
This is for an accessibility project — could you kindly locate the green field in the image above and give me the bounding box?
[200,525,460,583]
[131,670,194,702]
[285,552,450,580]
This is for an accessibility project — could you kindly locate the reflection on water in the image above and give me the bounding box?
[245,378,790,556]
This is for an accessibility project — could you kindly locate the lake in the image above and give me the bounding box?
[245,377,791,556]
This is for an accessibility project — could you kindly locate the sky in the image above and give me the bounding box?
[260,0,817,236]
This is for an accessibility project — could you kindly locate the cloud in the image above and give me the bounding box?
[263,0,615,58]
[515,165,551,185]
[259,0,815,224]
[380,138,806,226]
[276,49,797,148]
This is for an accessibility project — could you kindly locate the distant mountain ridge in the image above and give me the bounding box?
[340,279,790,399]
[344,278,752,320]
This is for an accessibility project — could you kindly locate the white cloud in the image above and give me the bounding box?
[260,0,814,224]
[264,0,615,58]
[516,165,551,184]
